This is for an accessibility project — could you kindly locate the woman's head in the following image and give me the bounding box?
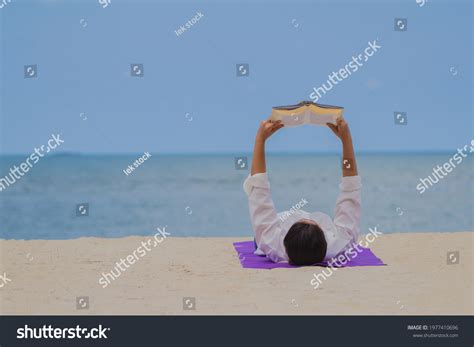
[283,219,327,266]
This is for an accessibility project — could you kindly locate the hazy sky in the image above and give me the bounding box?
[1,0,472,154]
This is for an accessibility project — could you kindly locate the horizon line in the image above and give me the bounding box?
[0,149,463,156]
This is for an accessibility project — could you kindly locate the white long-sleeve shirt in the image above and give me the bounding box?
[243,173,361,263]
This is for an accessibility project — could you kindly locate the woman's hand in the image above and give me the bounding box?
[251,119,283,175]
[256,119,284,143]
[327,118,357,176]
[327,119,351,142]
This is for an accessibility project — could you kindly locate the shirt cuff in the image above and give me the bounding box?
[243,172,270,196]
[339,175,361,192]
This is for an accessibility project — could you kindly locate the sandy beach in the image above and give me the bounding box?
[0,232,472,315]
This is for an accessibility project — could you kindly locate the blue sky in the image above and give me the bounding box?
[1,0,472,154]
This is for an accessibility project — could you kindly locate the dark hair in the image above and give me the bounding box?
[284,222,327,266]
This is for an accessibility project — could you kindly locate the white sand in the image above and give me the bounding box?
[0,232,472,315]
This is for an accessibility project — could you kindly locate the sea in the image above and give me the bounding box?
[0,153,472,240]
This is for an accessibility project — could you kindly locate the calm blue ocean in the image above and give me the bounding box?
[0,153,472,240]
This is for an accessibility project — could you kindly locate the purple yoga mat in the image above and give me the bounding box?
[233,241,386,269]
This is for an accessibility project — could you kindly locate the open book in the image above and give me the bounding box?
[270,101,344,127]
